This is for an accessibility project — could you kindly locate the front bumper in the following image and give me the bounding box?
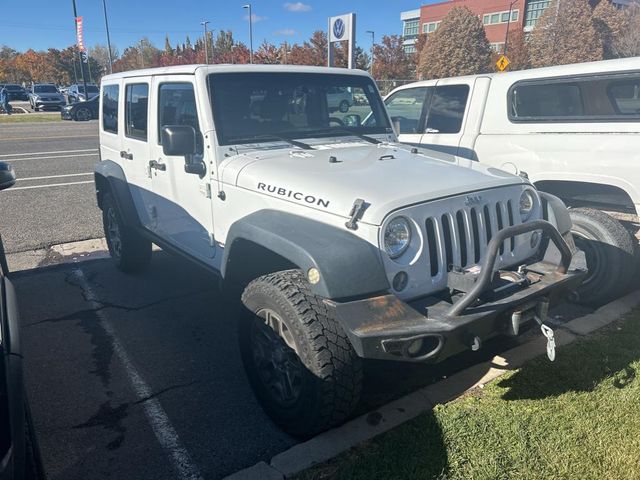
[329,220,587,363]
[35,100,65,109]
[60,109,73,120]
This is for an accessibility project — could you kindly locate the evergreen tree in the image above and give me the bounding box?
[418,7,491,80]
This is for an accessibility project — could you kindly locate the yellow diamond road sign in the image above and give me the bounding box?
[496,55,510,72]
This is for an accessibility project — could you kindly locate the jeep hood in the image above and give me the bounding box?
[222,142,525,225]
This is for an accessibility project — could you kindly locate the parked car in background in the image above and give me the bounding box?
[0,162,45,480]
[385,57,640,304]
[0,84,28,101]
[28,84,66,111]
[61,94,98,121]
[65,84,99,103]
[327,86,353,113]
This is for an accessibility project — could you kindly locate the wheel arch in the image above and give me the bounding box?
[94,160,141,229]
[222,210,390,300]
[535,180,637,215]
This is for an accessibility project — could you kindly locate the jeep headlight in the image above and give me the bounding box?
[384,217,411,258]
[519,189,536,222]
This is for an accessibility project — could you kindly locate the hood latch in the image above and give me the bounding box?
[345,198,368,231]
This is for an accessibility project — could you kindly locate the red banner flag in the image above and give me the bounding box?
[75,16,86,52]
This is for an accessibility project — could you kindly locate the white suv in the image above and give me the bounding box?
[95,65,585,436]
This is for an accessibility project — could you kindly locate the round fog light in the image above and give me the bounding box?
[530,231,541,249]
[307,268,321,284]
[406,338,424,357]
[392,271,409,292]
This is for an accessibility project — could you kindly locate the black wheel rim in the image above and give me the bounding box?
[251,308,303,407]
[572,231,605,288]
[106,207,122,259]
[76,108,90,121]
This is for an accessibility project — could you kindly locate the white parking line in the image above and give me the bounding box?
[73,269,203,480]
[0,148,98,158]
[16,172,92,182]
[7,180,93,191]
[3,153,100,162]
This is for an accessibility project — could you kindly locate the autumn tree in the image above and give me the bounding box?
[418,6,491,80]
[371,35,413,80]
[617,3,640,58]
[592,0,626,59]
[254,41,280,64]
[503,28,530,71]
[288,30,327,66]
[529,0,602,68]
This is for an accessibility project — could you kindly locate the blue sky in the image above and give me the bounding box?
[1,0,426,54]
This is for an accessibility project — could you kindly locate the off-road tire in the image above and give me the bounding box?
[569,208,635,304]
[239,269,362,437]
[338,100,350,113]
[102,193,152,273]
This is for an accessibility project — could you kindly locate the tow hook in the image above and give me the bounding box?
[533,298,556,361]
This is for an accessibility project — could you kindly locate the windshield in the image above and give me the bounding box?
[34,85,59,93]
[209,72,391,146]
[79,85,99,94]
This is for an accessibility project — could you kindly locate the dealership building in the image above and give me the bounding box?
[401,0,632,53]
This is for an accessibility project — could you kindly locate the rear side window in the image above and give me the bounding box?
[385,87,433,134]
[510,72,640,122]
[125,83,149,141]
[102,84,119,134]
[425,85,469,134]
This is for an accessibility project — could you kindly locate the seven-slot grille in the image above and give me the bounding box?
[424,200,518,278]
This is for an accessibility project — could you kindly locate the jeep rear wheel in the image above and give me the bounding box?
[239,269,362,437]
[102,193,152,273]
[569,208,635,304]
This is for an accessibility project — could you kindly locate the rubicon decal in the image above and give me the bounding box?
[257,183,330,208]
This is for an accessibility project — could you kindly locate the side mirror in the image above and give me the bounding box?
[0,162,16,191]
[344,114,362,127]
[161,125,197,157]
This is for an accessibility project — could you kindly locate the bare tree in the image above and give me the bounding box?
[616,3,640,58]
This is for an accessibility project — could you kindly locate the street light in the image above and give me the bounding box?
[201,21,210,64]
[243,4,254,64]
[503,0,518,56]
[366,30,375,75]
[102,0,114,74]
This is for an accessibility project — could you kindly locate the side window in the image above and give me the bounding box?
[608,78,640,115]
[102,84,119,134]
[158,82,202,153]
[510,82,583,120]
[125,83,149,141]
[384,87,432,134]
[425,84,469,134]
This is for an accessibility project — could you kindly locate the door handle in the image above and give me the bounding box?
[120,150,133,160]
[149,160,166,171]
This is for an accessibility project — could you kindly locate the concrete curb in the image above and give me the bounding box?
[224,288,640,480]
[6,238,109,272]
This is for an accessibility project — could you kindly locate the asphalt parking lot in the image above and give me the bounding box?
[3,119,595,479]
[0,120,102,253]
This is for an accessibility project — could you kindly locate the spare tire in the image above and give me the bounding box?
[569,208,635,305]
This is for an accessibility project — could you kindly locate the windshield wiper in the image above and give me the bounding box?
[238,134,314,150]
[309,127,381,145]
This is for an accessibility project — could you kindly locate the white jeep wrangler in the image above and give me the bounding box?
[95,65,585,436]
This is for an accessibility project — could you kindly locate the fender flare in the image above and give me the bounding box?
[539,191,572,235]
[94,160,141,228]
[222,210,390,300]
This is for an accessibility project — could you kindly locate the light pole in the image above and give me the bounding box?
[201,21,210,64]
[243,4,254,64]
[102,0,113,73]
[503,0,518,55]
[366,30,375,75]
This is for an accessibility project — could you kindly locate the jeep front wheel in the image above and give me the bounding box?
[102,193,152,273]
[239,270,362,437]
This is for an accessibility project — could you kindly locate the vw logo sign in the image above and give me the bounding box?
[333,18,345,39]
